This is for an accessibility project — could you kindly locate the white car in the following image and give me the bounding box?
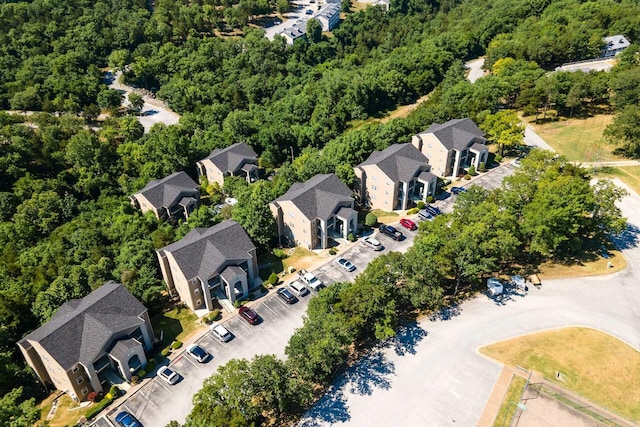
[289,280,309,297]
[186,344,210,363]
[210,323,233,342]
[157,366,179,385]
[363,236,383,251]
[335,257,356,272]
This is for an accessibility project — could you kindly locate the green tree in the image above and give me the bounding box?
[480,110,524,156]
[97,89,123,114]
[365,212,377,226]
[306,18,322,44]
[231,181,277,251]
[604,105,640,158]
[0,387,40,427]
[128,93,145,113]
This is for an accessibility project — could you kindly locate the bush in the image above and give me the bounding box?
[329,248,338,255]
[203,309,220,324]
[136,369,147,378]
[87,391,98,402]
[233,299,243,308]
[347,232,356,242]
[268,272,279,286]
[468,165,476,175]
[109,385,120,398]
[145,359,156,373]
[160,347,170,357]
[495,155,502,163]
[522,105,537,116]
[171,340,183,350]
[464,174,471,180]
[426,195,434,203]
[273,248,287,259]
[130,375,139,385]
[478,162,486,172]
[365,213,377,226]
[406,207,419,215]
[85,394,115,420]
[416,201,426,209]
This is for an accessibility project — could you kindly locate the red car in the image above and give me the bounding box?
[399,218,417,231]
[238,306,260,325]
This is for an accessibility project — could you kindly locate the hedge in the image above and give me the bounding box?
[85,394,115,420]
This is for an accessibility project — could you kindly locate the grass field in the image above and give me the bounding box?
[597,165,640,196]
[37,394,92,427]
[480,327,640,422]
[527,115,621,162]
[151,306,202,347]
[492,375,527,427]
[537,248,626,279]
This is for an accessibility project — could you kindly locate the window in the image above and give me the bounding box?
[72,366,78,373]
[386,181,390,186]
[385,191,389,195]
[81,387,88,395]
[288,211,294,218]
[372,175,377,181]
[77,377,83,385]
[196,299,202,306]
[194,288,200,295]
[372,185,377,190]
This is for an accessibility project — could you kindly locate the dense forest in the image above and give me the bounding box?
[1,0,640,424]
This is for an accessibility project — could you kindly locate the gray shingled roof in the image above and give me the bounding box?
[417,171,437,182]
[108,337,141,361]
[201,143,257,174]
[358,143,428,183]
[470,142,487,152]
[274,174,353,221]
[134,172,198,210]
[604,35,630,50]
[159,220,256,282]
[423,118,486,151]
[19,282,146,370]
[336,206,357,219]
[220,265,245,284]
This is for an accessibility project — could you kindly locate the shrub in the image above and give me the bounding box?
[406,207,419,215]
[329,247,338,255]
[145,360,156,373]
[268,272,279,286]
[478,162,486,172]
[171,340,183,350]
[464,174,471,180]
[109,385,120,398]
[365,213,377,226]
[87,391,98,402]
[137,369,147,378]
[130,376,139,385]
[160,347,170,357]
[347,232,356,242]
[416,201,426,209]
[85,394,115,420]
[522,105,537,116]
[273,248,287,259]
[495,155,502,163]
[203,309,220,324]
[426,195,434,203]
[468,165,476,175]
[233,299,243,308]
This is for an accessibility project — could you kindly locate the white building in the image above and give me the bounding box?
[315,3,341,31]
[278,20,307,45]
[602,35,631,58]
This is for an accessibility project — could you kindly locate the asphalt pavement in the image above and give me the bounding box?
[298,177,640,427]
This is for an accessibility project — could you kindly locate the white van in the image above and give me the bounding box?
[289,280,309,297]
[487,278,503,296]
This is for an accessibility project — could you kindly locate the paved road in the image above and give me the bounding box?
[555,58,617,73]
[465,57,485,83]
[105,71,180,133]
[523,124,555,151]
[298,178,640,427]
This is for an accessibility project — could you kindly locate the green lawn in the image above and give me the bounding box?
[527,115,622,162]
[257,252,284,280]
[597,165,640,196]
[493,375,527,427]
[151,306,201,347]
[480,327,640,421]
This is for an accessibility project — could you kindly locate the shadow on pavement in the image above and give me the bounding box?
[389,322,428,356]
[429,302,462,321]
[611,223,640,251]
[488,284,527,306]
[299,385,350,425]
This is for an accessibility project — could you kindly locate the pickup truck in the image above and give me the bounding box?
[378,225,404,241]
[298,269,324,291]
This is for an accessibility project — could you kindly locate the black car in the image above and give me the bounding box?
[425,205,441,216]
[277,288,297,304]
[451,186,467,195]
[378,225,404,241]
[115,411,143,427]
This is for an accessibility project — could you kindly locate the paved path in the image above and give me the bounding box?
[465,57,485,83]
[523,124,555,151]
[298,178,640,427]
[555,58,617,73]
[575,160,640,167]
[105,70,180,133]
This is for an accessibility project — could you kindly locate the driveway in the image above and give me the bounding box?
[465,57,485,83]
[104,162,518,426]
[264,0,318,41]
[298,178,640,427]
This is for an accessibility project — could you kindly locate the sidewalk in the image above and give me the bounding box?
[477,365,515,427]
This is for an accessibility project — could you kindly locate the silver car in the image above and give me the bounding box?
[157,366,179,385]
[363,236,383,251]
[289,280,309,297]
[210,323,233,342]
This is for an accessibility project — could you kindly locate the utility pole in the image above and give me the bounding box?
[289,146,295,163]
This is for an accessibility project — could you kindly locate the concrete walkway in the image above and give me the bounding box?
[466,57,486,83]
[523,124,555,151]
[476,366,515,427]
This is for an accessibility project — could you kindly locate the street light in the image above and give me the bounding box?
[289,146,295,163]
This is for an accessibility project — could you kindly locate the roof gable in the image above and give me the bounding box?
[274,174,353,220]
[202,143,258,174]
[423,118,486,151]
[134,172,198,210]
[359,143,428,183]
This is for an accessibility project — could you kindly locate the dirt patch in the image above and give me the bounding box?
[516,392,601,427]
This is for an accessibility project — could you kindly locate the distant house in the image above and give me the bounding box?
[412,118,488,177]
[270,174,357,249]
[157,220,259,312]
[315,3,341,31]
[18,282,155,402]
[196,142,259,187]
[354,143,437,211]
[278,20,307,45]
[130,171,200,223]
[602,35,630,58]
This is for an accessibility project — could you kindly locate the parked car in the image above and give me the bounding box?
[399,218,417,231]
[157,366,179,385]
[305,9,313,14]
[115,411,143,427]
[238,306,260,325]
[277,287,297,304]
[289,280,309,297]
[418,209,434,221]
[298,269,324,291]
[210,323,233,342]
[378,225,404,241]
[186,344,209,363]
[363,236,383,251]
[335,257,356,272]
[451,186,467,195]
[487,278,504,296]
[424,205,441,216]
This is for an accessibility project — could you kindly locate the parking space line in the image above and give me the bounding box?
[180,353,199,368]
[261,301,280,316]
[154,377,175,394]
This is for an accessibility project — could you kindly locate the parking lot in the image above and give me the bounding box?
[263,0,320,40]
[106,162,517,426]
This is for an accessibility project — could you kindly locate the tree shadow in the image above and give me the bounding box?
[343,349,395,396]
[388,322,428,356]
[488,283,527,307]
[299,385,351,425]
[610,223,640,251]
[429,302,462,322]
